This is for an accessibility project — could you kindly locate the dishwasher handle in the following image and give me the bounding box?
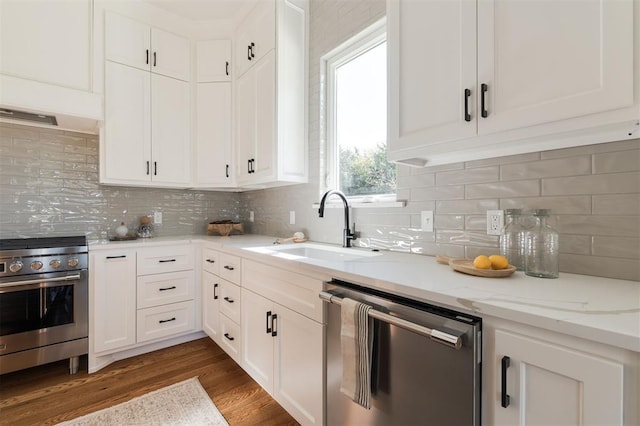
[319,291,462,350]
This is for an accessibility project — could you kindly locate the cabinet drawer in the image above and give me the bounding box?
[243,259,323,323]
[202,247,220,275]
[219,279,241,323]
[219,314,241,363]
[136,300,195,343]
[137,270,194,309]
[137,244,194,275]
[219,253,241,284]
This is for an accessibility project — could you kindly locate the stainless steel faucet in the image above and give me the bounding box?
[318,189,357,248]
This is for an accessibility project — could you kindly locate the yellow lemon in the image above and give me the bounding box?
[473,255,492,269]
[489,254,509,270]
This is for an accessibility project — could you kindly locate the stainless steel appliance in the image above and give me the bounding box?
[0,236,88,375]
[322,279,482,425]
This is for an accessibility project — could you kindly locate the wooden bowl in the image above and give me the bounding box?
[207,222,244,236]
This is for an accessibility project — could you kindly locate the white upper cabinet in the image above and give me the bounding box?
[476,0,634,135]
[235,0,277,79]
[195,82,234,187]
[102,11,191,187]
[105,11,190,82]
[197,40,232,82]
[0,0,91,90]
[234,0,308,188]
[388,0,639,167]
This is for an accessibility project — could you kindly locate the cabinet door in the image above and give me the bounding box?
[388,0,477,153]
[197,40,231,82]
[91,251,137,354]
[151,73,191,186]
[235,65,256,184]
[235,51,276,185]
[195,82,233,187]
[151,27,190,81]
[235,0,276,78]
[241,288,275,393]
[103,61,152,184]
[0,0,91,91]
[105,11,150,72]
[477,0,634,135]
[274,304,324,426]
[252,51,276,182]
[495,330,623,425]
[202,271,221,343]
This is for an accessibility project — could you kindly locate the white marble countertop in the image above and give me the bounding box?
[89,235,640,352]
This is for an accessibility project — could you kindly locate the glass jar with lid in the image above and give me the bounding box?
[499,209,525,270]
[524,209,559,278]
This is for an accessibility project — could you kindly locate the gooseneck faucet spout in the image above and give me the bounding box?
[318,189,357,248]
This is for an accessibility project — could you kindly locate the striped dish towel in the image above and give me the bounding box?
[340,297,373,409]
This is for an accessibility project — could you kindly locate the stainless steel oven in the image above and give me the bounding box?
[0,236,88,375]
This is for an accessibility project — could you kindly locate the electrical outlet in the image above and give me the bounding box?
[289,211,296,225]
[421,210,434,232]
[249,211,254,222]
[153,211,162,224]
[486,210,504,235]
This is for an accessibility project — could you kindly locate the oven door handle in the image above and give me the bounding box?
[0,274,81,289]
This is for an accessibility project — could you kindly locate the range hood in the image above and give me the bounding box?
[0,108,58,126]
[0,74,102,134]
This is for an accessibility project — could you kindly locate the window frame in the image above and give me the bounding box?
[321,18,395,204]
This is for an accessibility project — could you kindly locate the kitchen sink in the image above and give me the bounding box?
[245,242,382,262]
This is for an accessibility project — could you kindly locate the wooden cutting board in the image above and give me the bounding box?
[436,255,516,278]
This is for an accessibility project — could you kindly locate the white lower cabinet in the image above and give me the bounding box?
[90,243,199,372]
[241,260,324,426]
[91,250,137,354]
[493,329,625,425]
[202,270,221,342]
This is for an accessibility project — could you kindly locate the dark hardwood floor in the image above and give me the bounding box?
[0,338,298,426]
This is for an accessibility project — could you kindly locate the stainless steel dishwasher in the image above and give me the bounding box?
[321,279,482,425]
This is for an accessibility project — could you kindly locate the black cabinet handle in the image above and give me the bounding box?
[154,161,157,176]
[501,356,511,408]
[153,51,157,67]
[159,317,176,324]
[159,259,176,263]
[225,164,229,178]
[205,259,215,263]
[247,45,252,61]
[223,296,234,304]
[146,49,149,65]
[159,286,176,291]
[225,61,229,76]
[224,333,235,341]
[464,88,471,122]
[250,42,255,58]
[481,83,488,118]
[247,159,251,174]
[266,311,272,333]
[224,265,234,271]
[213,283,218,300]
[146,161,150,175]
[271,313,277,337]
[106,255,126,259]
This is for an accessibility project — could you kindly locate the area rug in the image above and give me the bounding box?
[57,377,229,426]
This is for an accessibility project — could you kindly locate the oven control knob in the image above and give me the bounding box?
[67,258,79,268]
[9,260,23,273]
[49,259,62,268]
[30,261,43,270]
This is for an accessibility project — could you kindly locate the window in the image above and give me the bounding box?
[323,19,396,201]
